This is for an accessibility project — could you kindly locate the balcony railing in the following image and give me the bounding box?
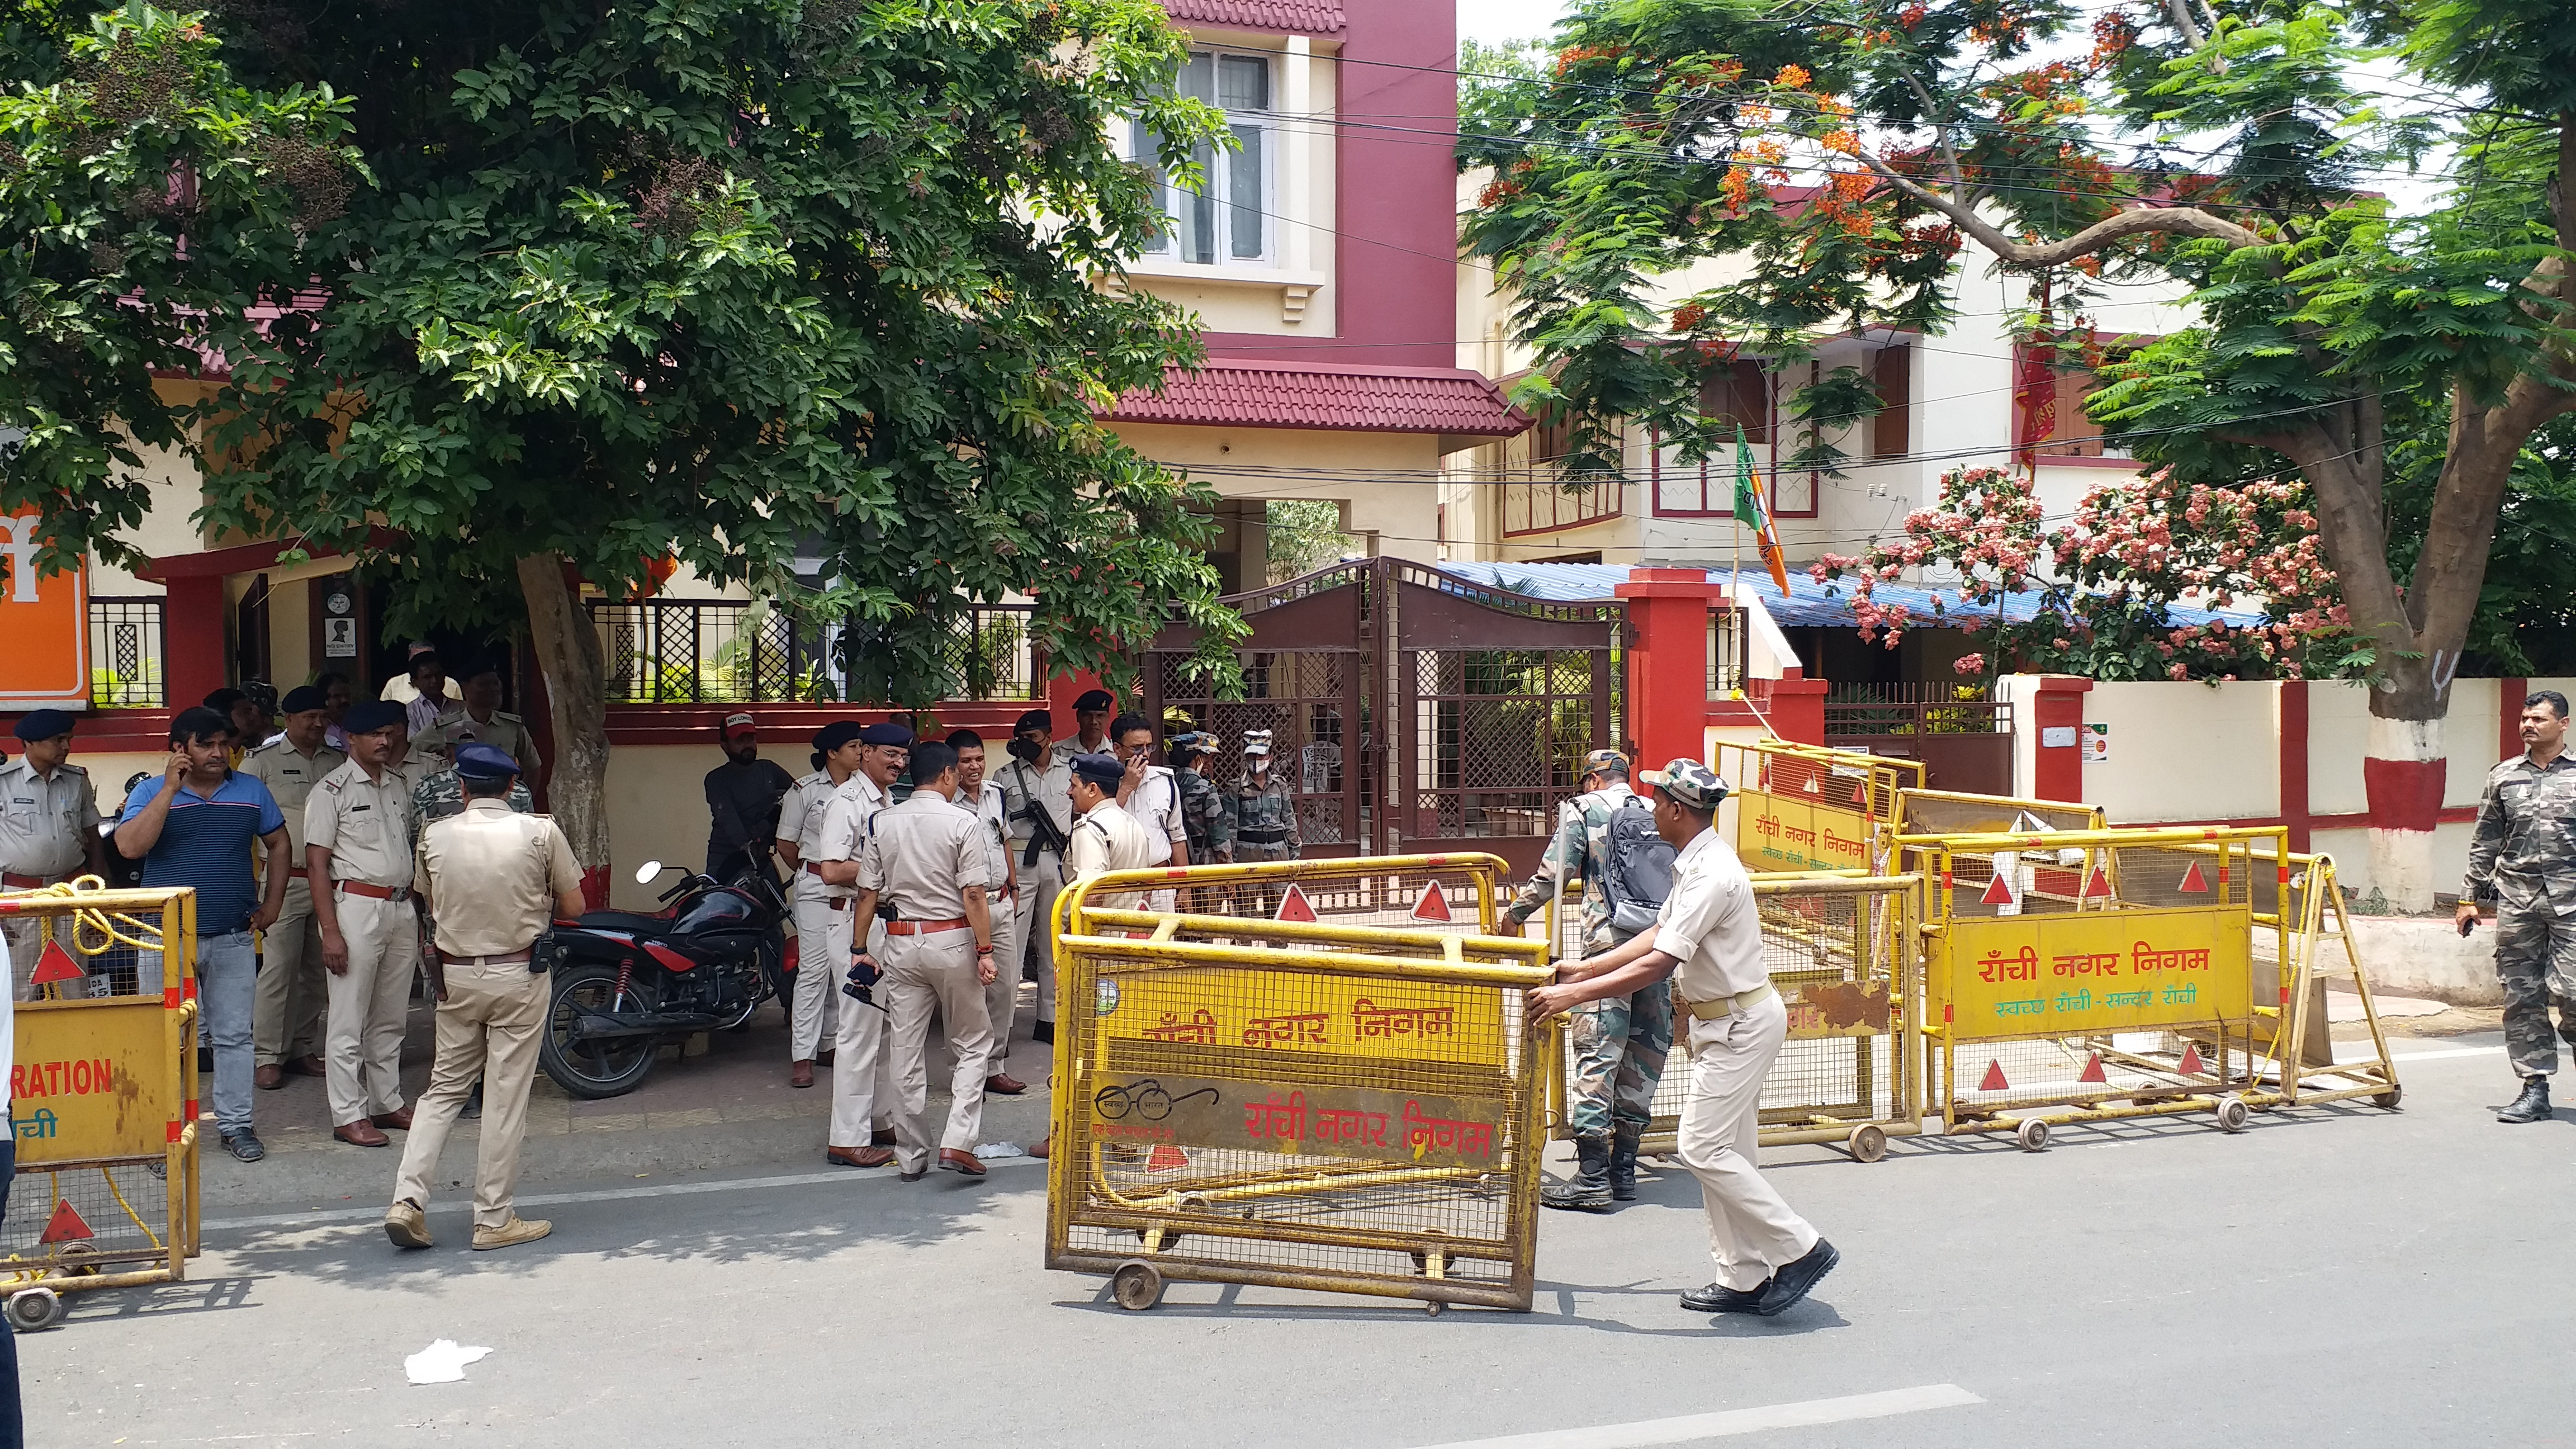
[1706,607,1750,698]
[1822,682,2011,736]
[88,597,167,708]
[590,598,1040,705]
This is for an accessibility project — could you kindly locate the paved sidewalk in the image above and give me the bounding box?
[200,982,1058,1207]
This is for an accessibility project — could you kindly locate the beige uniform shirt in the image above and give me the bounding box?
[0,758,102,879]
[1655,827,1769,1001]
[414,798,584,957]
[812,774,889,903]
[241,738,346,855]
[1068,798,1161,883]
[956,780,1013,900]
[305,760,418,888]
[1121,765,1185,864]
[413,708,541,776]
[776,769,839,897]
[857,793,987,922]
[996,750,1073,855]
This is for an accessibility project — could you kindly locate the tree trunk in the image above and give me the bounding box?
[518,554,612,908]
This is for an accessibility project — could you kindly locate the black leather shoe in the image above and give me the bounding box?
[1755,1239,1840,1317]
[2498,1076,2551,1124]
[1679,1281,1767,1314]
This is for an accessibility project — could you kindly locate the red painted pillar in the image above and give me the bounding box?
[163,576,227,709]
[1768,667,1828,746]
[2279,679,2310,853]
[2029,675,2094,803]
[2502,676,2528,764]
[1614,569,1723,771]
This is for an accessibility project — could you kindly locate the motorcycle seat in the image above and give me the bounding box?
[570,910,678,935]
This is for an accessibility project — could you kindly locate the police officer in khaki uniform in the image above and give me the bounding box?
[947,730,1024,1096]
[1029,752,1163,1163]
[776,721,866,1088]
[847,741,996,1180]
[305,700,421,1148]
[816,723,911,1168]
[1532,760,1838,1319]
[385,744,585,1252]
[242,685,344,1086]
[0,711,106,999]
[411,661,542,783]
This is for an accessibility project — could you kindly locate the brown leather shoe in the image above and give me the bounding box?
[985,1073,1028,1096]
[870,1126,897,1147]
[826,1145,894,1169]
[371,1107,414,1131]
[286,1054,328,1077]
[789,1059,815,1089]
[1029,1136,1050,1159]
[254,1064,285,1091]
[939,1148,987,1177]
[334,1120,390,1148]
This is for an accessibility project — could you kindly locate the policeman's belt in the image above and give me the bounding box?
[884,918,969,936]
[335,880,415,902]
[1682,982,1777,1021]
[451,951,531,967]
[1237,828,1292,844]
[821,898,850,912]
[1,872,64,890]
[802,861,831,879]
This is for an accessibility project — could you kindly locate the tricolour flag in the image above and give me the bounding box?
[1731,424,1792,596]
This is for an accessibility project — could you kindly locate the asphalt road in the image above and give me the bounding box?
[26,1031,2573,1448]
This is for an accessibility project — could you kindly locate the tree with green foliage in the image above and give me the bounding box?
[0,0,1244,879]
[1463,0,2576,905]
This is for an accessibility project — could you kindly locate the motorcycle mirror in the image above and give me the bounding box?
[634,860,665,886]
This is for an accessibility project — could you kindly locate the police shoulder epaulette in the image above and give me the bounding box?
[495,711,522,723]
[58,761,86,776]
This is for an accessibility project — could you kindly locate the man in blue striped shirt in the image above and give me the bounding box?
[115,706,292,1162]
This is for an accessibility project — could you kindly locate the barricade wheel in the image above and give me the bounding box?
[2214,1095,2250,1133]
[2374,1087,2403,1110]
[6,1288,61,1333]
[1847,1125,1888,1164]
[2014,1118,2051,1152]
[1111,1259,1164,1312]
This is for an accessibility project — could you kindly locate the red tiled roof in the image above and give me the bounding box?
[1105,361,1531,438]
[1159,0,1345,34]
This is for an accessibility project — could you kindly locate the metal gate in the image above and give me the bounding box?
[1147,560,1623,875]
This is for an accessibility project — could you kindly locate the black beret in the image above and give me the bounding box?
[279,685,328,715]
[452,742,522,782]
[813,721,865,752]
[1013,708,1054,734]
[858,722,913,746]
[343,700,405,734]
[1070,751,1125,788]
[1073,689,1115,712]
[12,709,73,743]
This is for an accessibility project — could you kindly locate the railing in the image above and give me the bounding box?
[591,598,1039,705]
[1823,682,2011,736]
[1706,607,1749,698]
[88,597,166,709]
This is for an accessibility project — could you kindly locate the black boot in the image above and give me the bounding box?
[1607,1125,1641,1202]
[2497,1075,2552,1124]
[1542,1137,1614,1213]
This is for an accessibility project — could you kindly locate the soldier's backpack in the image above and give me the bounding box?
[1598,795,1678,935]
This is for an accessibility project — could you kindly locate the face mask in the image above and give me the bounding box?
[1007,737,1041,764]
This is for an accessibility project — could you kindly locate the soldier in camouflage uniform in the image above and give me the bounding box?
[1169,732,1228,914]
[2461,688,2576,1123]
[412,760,534,841]
[1504,747,1671,1212]
[1225,730,1299,916]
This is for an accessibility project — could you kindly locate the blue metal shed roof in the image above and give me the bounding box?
[1437,562,2268,630]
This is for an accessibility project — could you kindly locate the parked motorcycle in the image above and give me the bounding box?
[533,853,793,1099]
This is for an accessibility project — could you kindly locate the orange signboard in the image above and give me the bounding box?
[0,506,90,709]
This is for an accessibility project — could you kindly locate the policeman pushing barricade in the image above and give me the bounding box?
[1505,747,1676,1213]
[2462,688,2576,1124]
[1531,760,1840,1319]
[846,741,997,1180]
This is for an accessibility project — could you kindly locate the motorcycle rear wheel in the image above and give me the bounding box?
[539,960,662,1100]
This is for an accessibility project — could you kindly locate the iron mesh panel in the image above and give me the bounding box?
[1408,648,1607,842]
[2,1162,171,1273]
[86,597,167,709]
[12,907,161,1000]
[1159,652,1355,846]
[1144,856,1502,937]
[1943,1027,2244,1116]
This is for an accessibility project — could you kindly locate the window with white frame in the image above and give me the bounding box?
[1133,51,1273,265]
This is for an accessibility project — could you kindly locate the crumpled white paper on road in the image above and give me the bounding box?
[405,1339,494,1385]
[975,1142,1027,1159]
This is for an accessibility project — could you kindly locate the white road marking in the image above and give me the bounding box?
[2345,1044,2502,1065]
[1405,1385,1983,1448]
[203,1156,1046,1233]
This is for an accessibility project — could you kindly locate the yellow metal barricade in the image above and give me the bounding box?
[2235,849,2402,1109]
[1906,824,2308,1147]
[1718,742,1925,875]
[0,882,202,1330]
[1142,853,1512,936]
[1046,860,1550,1313]
[1546,875,1924,1163]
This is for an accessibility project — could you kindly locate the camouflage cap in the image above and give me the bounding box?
[1169,730,1220,756]
[1241,728,1275,757]
[1640,757,1728,810]
[1581,747,1631,776]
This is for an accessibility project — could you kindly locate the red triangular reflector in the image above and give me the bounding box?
[1978,1059,2009,1092]
[1145,1145,1190,1174]
[30,940,86,986]
[1979,870,2018,906]
[2177,861,2210,894]
[1409,880,1452,922]
[39,1200,92,1245]
[2083,866,2114,898]
[2177,1043,2206,1076]
[2078,1053,2107,1084]
[1275,884,1317,924]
